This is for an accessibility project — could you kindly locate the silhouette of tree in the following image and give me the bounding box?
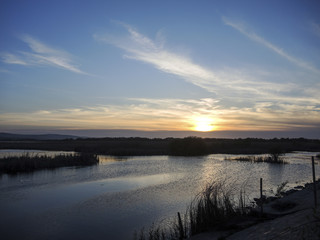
[169,137,208,156]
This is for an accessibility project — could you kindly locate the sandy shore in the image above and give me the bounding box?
[189,181,320,240]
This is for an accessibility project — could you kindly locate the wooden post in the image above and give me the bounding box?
[260,178,263,216]
[177,212,184,240]
[312,156,317,209]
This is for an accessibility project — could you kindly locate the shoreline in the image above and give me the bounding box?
[189,180,320,240]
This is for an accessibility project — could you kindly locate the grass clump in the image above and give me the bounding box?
[275,181,289,198]
[188,182,250,235]
[225,156,264,163]
[134,181,252,240]
[0,152,99,174]
[226,153,287,164]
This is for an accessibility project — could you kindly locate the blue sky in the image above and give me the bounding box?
[1,0,320,137]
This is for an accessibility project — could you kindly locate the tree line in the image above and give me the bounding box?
[0,137,319,156]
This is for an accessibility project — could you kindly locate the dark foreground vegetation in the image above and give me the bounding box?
[0,153,98,174]
[134,179,320,240]
[0,137,319,156]
[134,181,254,240]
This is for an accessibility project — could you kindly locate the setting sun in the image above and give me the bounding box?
[193,117,215,132]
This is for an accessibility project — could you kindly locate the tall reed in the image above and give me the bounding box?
[134,181,251,240]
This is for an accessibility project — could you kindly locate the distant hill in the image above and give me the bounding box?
[0,132,79,141]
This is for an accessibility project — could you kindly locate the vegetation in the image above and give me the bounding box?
[135,179,320,240]
[187,182,250,234]
[0,153,99,174]
[169,137,208,156]
[226,153,287,164]
[0,137,319,156]
[275,181,289,197]
[226,147,287,164]
[134,181,253,240]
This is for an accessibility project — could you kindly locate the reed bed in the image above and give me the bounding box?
[225,153,287,164]
[0,152,99,174]
[134,181,252,240]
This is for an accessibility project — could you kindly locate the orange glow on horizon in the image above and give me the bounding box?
[193,117,215,132]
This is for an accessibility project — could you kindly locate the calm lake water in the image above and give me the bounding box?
[0,150,319,240]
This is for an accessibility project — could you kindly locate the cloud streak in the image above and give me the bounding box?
[1,97,319,132]
[94,22,319,103]
[94,24,217,90]
[1,35,87,74]
[91,22,320,130]
[222,17,320,75]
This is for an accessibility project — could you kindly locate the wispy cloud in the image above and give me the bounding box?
[1,35,87,74]
[0,98,221,131]
[1,97,319,132]
[92,22,320,129]
[94,22,320,102]
[222,17,320,75]
[94,23,217,90]
[1,53,29,65]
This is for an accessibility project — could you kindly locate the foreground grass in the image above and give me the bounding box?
[134,181,252,240]
[0,152,99,174]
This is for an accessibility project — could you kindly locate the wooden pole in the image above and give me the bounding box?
[260,178,263,216]
[312,156,317,209]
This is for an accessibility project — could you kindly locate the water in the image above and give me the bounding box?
[0,150,319,240]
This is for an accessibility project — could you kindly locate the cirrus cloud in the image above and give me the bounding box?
[222,16,320,75]
[1,35,88,75]
[94,23,217,91]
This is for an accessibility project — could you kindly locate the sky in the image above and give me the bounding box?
[0,0,320,138]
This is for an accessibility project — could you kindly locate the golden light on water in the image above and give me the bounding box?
[193,117,215,132]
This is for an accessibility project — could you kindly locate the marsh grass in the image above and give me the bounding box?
[0,152,99,174]
[134,181,252,240]
[188,181,251,234]
[225,154,287,164]
[275,181,289,197]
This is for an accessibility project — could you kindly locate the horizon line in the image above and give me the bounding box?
[1,129,319,139]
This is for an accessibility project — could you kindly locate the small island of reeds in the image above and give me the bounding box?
[225,153,287,164]
[0,152,99,175]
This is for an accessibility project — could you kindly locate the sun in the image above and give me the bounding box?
[193,117,215,132]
